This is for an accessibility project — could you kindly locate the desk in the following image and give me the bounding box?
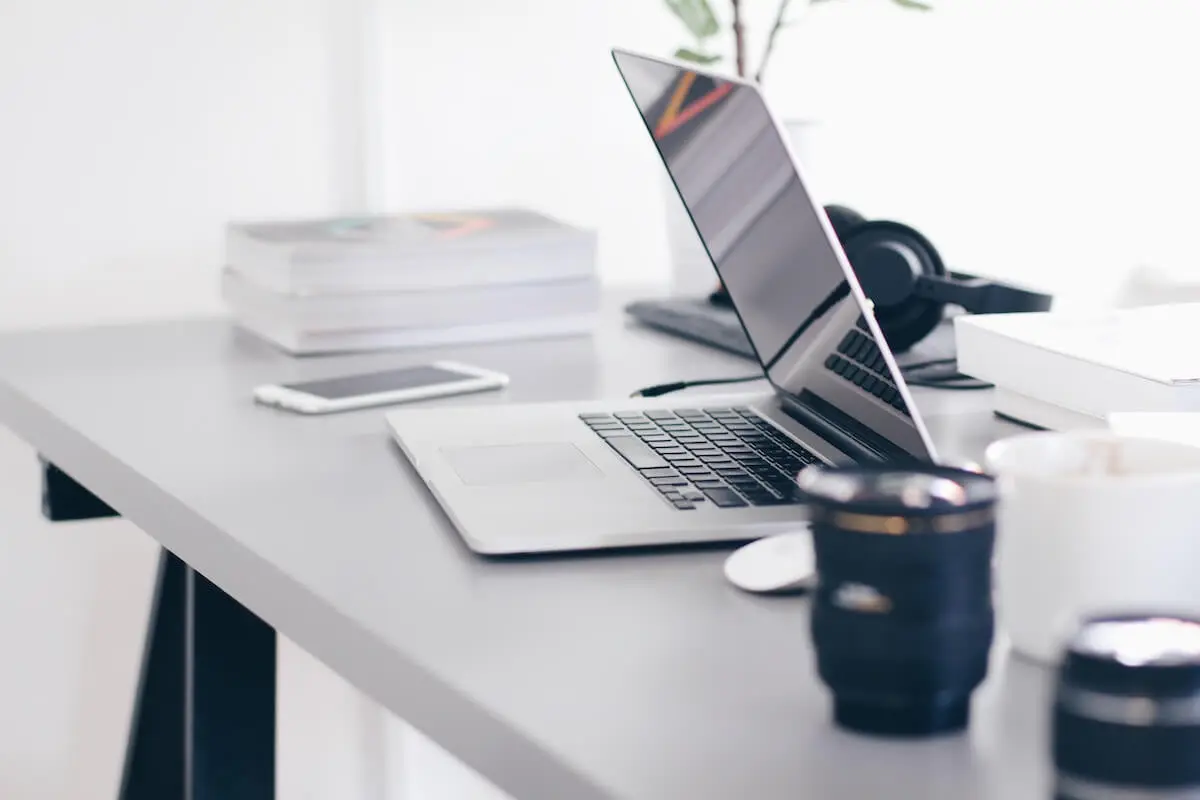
[0,294,1043,800]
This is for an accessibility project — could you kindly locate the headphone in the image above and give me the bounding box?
[821,205,1053,352]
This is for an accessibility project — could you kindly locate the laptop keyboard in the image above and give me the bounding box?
[580,407,820,511]
[824,317,910,416]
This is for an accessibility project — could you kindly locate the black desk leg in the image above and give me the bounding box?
[118,550,276,800]
[119,550,186,799]
[186,564,276,800]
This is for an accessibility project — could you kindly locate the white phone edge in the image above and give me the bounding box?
[252,360,510,415]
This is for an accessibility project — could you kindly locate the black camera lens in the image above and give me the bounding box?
[797,465,997,737]
[1054,616,1200,799]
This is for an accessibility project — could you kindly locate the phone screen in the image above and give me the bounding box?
[284,365,474,400]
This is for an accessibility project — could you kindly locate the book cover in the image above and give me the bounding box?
[231,209,588,252]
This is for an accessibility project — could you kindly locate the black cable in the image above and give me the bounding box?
[902,360,992,390]
[632,362,992,397]
[901,357,958,372]
[630,374,765,398]
[905,378,993,390]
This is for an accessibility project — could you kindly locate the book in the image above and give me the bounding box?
[221,269,599,332]
[993,388,1107,431]
[233,313,597,356]
[1108,411,1200,447]
[226,208,596,294]
[956,304,1200,429]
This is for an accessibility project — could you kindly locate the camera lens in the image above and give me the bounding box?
[797,465,997,737]
[1054,616,1200,799]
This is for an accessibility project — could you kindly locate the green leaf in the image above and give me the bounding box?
[664,0,720,40]
[674,47,722,64]
[890,0,933,10]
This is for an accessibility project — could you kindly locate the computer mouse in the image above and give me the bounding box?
[723,528,816,595]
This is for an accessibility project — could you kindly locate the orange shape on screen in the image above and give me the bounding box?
[654,72,734,141]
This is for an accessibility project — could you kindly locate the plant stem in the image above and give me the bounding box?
[730,0,746,77]
[755,0,796,83]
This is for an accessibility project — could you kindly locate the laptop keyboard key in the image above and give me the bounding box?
[749,493,796,506]
[640,467,678,479]
[693,478,726,489]
[703,487,749,508]
[605,437,668,470]
[672,499,696,510]
[728,474,761,486]
[645,410,677,420]
[650,476,688,486]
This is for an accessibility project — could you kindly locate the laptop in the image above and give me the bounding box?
[385,50,938,554]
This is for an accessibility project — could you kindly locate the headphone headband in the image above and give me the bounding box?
[915,272,1053,315]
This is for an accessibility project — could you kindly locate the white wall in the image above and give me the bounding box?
[0,0,340,327]
[382,0,1200,303]
[376,0,682,287]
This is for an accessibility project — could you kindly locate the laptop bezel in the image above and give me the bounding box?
[611,48,939,463]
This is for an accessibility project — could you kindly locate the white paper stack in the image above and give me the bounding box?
[955,304,1200,430]
[223,209,598,354]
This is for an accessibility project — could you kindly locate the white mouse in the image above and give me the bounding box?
[723,528,816,595]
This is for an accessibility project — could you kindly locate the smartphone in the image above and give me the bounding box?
[253,361,509,414]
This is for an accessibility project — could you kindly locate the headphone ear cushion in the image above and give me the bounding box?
[841,219,946,353]
[823,205,867,245]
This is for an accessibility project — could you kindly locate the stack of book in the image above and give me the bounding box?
[223,209,598,354]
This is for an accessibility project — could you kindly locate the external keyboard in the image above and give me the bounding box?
[580,407,819,510]
[624,298,755,359]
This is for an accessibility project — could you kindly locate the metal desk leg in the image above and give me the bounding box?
[39,459,276,799]
[118,550,276,800]
[118,550,186,799]
[185,565,276,800]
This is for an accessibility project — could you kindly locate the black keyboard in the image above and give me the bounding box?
[624,298,755,359]
[824,317,911,417]
[580,407,819,511]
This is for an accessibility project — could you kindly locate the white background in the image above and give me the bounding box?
[3,0,1200,797]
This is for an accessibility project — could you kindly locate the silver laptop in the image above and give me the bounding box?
[386,50,938,554]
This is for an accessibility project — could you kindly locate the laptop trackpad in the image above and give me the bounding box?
[442,443,601,486]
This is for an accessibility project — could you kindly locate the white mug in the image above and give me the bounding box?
[985,431,1200,664]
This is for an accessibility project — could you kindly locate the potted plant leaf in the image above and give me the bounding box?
[659,0,931,295]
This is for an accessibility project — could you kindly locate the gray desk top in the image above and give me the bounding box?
[0,296,1045,800]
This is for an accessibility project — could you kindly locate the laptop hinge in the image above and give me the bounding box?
[779,391,915,465]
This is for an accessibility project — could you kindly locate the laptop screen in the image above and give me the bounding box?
[613,50,934,462]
